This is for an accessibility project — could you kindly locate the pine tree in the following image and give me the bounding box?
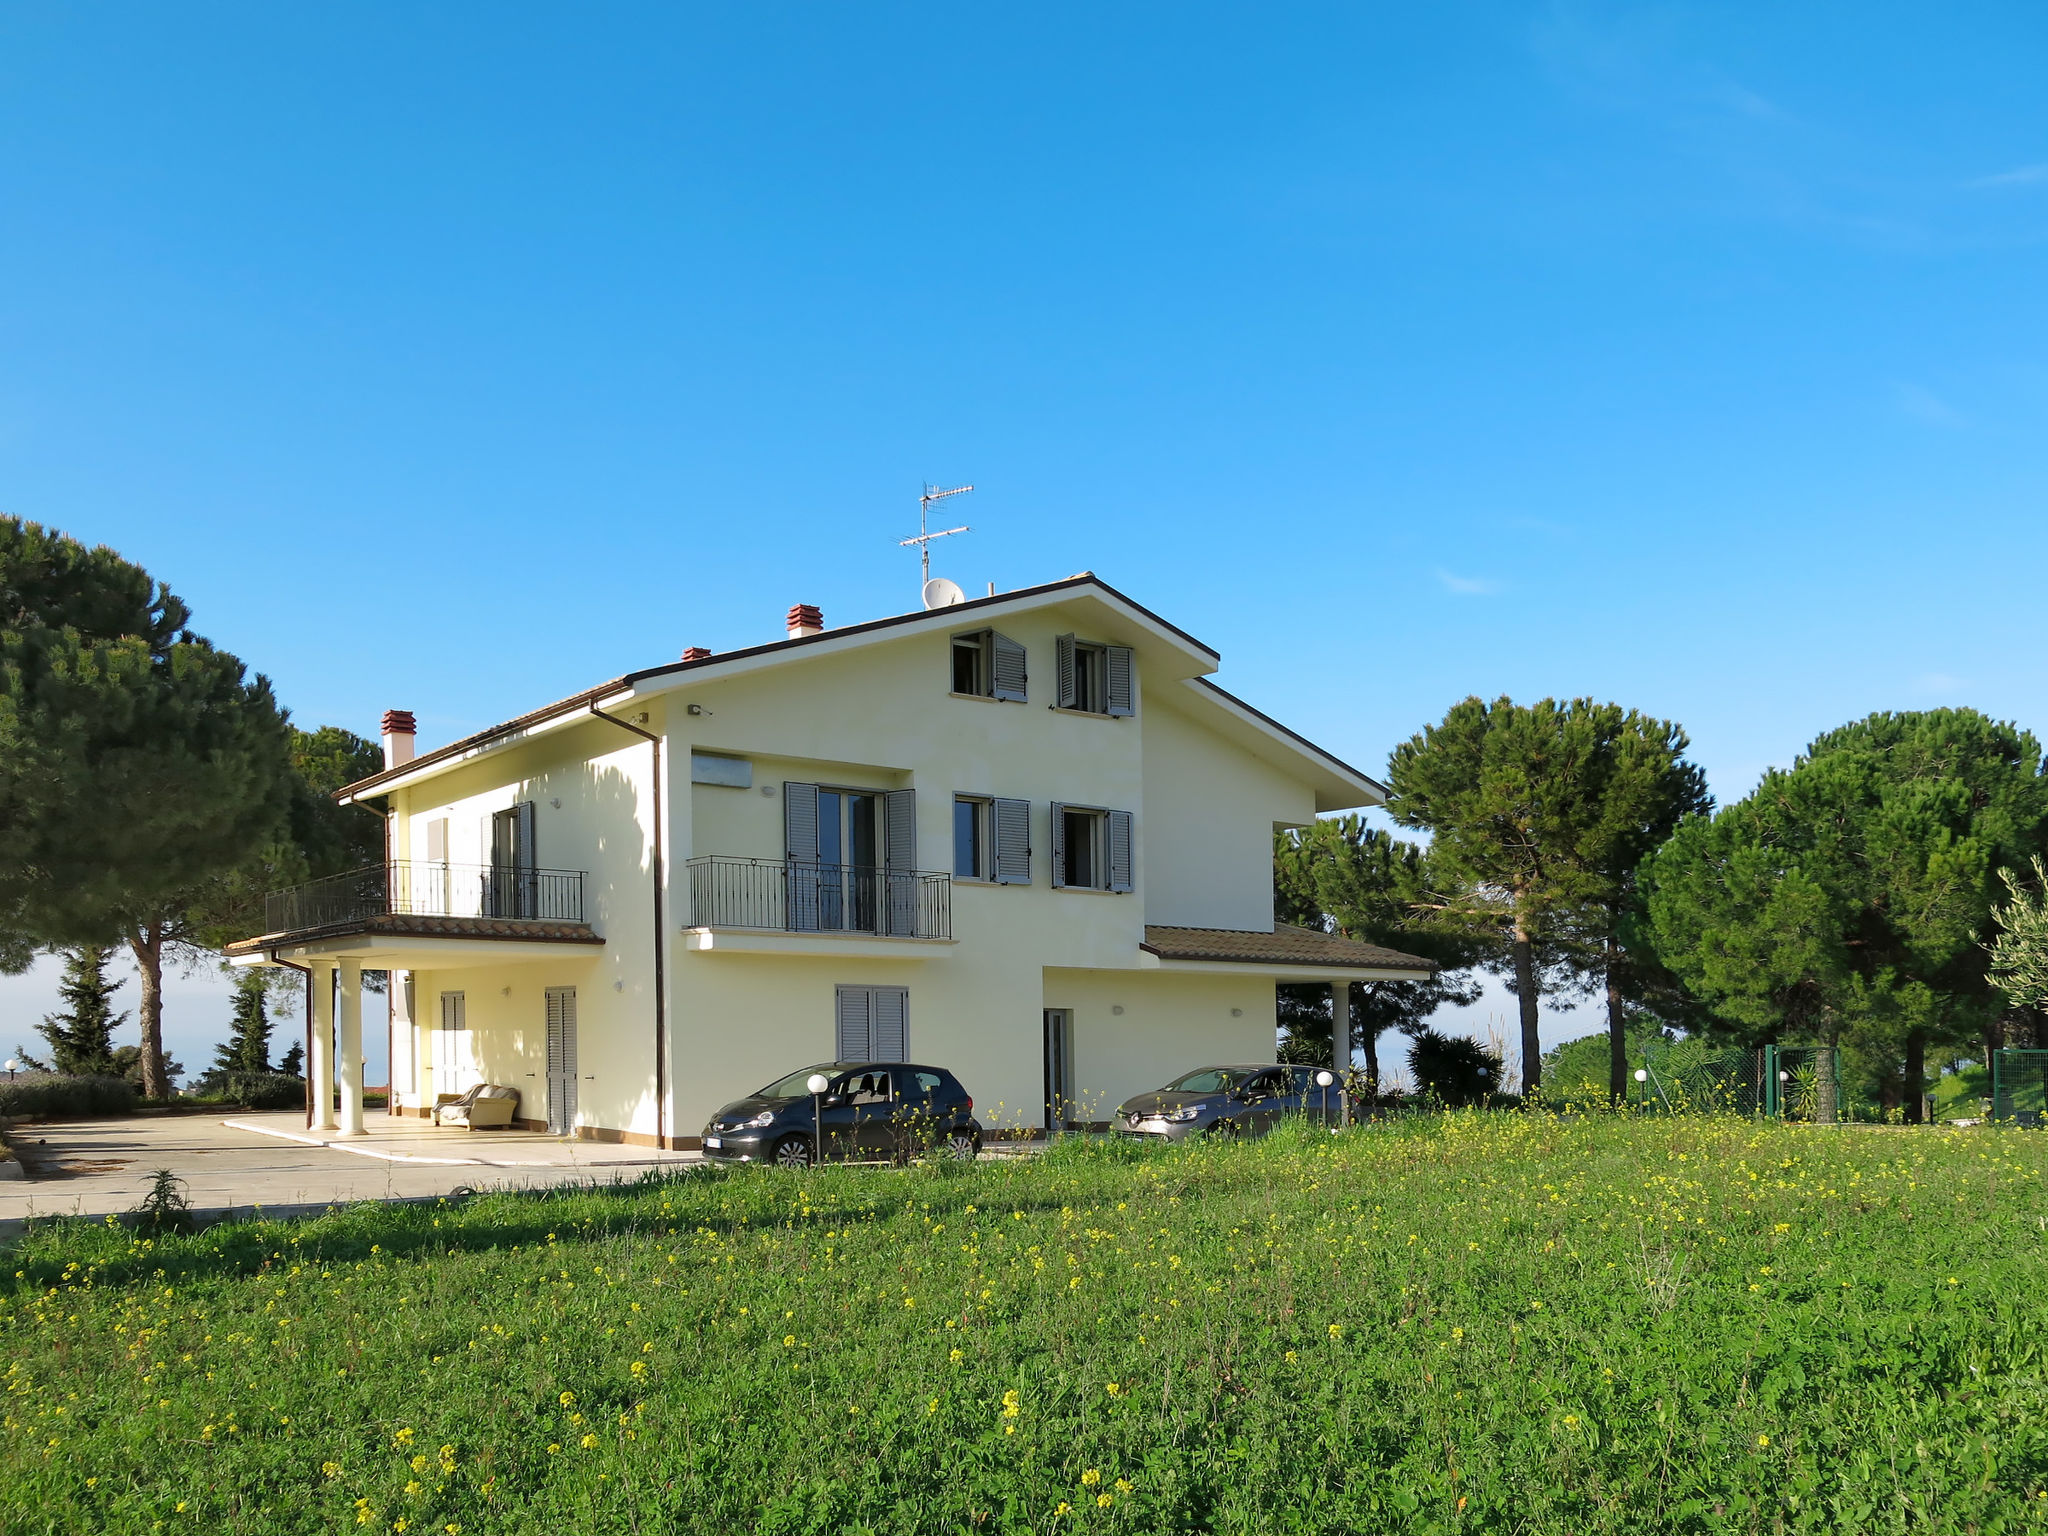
[211,971,272,1073]
[278,1041,305,1078]
[25,945,126,1075]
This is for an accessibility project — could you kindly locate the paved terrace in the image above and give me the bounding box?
[0,1112,703,1239]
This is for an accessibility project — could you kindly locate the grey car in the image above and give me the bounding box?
[1114,1064,1341,1142]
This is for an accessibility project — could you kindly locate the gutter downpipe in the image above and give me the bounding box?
[587,703,669,1150]
[269,951,315,1130]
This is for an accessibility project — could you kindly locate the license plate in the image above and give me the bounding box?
[704,1136,722,1149]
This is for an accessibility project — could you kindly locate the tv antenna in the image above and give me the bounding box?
[901,483,972,587]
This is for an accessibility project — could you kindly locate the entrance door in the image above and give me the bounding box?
[545,986,578,1135]
[1043,1008,1073,1134]
[435,992,467,1098]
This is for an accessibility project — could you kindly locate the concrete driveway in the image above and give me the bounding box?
[0,1112,702,1238]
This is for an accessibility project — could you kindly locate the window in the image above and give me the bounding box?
[1063,807,1103,888]
[836,984,909,1061]
[951,629,1028,702]
[1054,635,1133,716]
[1051,803,1133,892]
[954,796,990,880]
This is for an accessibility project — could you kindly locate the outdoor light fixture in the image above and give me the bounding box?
[3,1058,14,1081]
[807,1072,831,1166]
[1634,1069,1649,1082]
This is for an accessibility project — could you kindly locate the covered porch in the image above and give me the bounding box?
[226,859,603,1138]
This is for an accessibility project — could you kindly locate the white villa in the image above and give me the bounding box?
[227,574,1433,1146]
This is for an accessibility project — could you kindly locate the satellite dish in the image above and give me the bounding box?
[922,577,966,610]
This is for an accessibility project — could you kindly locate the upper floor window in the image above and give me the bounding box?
[1054,635,1134,716]
[1051,802,1133,892]
[951,629,1027,702]
[955,794,1033,884]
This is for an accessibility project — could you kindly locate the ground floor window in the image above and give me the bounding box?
[434,991,467,1098]
[545,986,578,1136]
[836,985,908,1062]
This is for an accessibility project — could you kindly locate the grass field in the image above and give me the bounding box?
[4,1113,2047,1534]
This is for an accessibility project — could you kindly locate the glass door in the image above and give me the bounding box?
[816,790,881,932]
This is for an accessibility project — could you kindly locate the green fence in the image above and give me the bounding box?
[1638,1040,1846,1122]
[1991,1050,2048,1126]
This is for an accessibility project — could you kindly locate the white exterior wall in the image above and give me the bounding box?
[1139,691,1317,931]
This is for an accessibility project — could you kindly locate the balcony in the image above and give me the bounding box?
[686,856,952,942]
[267,861,588,932]
[226,860,602,967]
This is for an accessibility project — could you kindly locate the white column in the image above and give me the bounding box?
[337,959,365,1137]
[1332,980,1351,1130]
[309,962,337,1131]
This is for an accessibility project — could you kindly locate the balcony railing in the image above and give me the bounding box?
[264,860,588,935]
[687,856,952,940]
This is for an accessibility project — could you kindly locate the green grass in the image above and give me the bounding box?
[5,1113,2048,1534]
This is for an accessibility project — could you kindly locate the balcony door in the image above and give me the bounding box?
[486,802,537,918]
[815,789,881,932]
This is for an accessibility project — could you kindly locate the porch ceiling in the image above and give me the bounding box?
[226,914,603,970]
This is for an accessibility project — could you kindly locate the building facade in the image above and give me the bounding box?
[227,575,1432,1145]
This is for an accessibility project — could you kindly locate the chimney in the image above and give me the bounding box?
[680,646,712,662]
[380,709,417,771]
[786,603,824,639]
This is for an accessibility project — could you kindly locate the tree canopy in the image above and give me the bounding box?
[0,517,296,1096]
[1385,696,1708,1094]
[1641,708,2048,1117]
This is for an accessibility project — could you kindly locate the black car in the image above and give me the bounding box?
[700,1061,983,1168]
[1114,1064,1341,1142]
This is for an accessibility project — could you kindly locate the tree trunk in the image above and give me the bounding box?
[1606,933,1627,1104]
[1903,1029,1925,1125]
[1362,1026,1380,1098]
[128,921,168,1100]
[1513,918,1541,1096]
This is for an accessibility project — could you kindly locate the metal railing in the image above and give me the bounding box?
[263,860,588,934]
[686,856,951,940]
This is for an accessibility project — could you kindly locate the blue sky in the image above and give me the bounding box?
[4,3,2047,1080]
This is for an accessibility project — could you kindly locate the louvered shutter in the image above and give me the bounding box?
[1107,809,1133,892]
[1055,634,1078,710]
[1105,646,1134,717]
[835,985,872,1060]
[1050,801,1068,888]
[994,798,1032,885]
[871,987,908,1062]
[514,800,538,915]
[884,789,918,935]
[991,632,1028,702]
[784,783,821,932]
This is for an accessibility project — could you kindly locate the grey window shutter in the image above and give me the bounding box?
[884,789,916,869]
[514,801,538,916]
[1107,809,1133,892]
[835,985,872,1060]
[884,789,917,935]
[1105,646,1134,717]
[784,783,822,932]
[994,798,1032,885]
[1055,634,1078,710]
[871,987,908,1062]
[991,632,1028,702]
[1050,801,1068,888]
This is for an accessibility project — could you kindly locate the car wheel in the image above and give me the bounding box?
[945,1129,980,1161]
[770,1134,816,1169]
[1205,1119,1239,1139]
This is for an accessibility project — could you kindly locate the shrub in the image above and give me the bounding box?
[1407,1028,1503,1106]
[0,1072,137,1121]
[187,1070,306,1110]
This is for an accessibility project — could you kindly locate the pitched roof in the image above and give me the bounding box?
[1141,922,1437,973]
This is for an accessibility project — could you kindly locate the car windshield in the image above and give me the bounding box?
[755,1064,840,1099]
[1162,1068,1242,1094]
